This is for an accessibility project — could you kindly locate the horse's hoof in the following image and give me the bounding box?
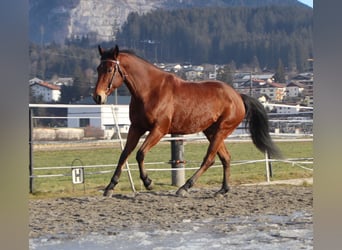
[214,192,225,198]
[145,180,154,190]
[214,188,229,198]
[103,189,113,197]
[143,177,154,190]
[176,188,189,197]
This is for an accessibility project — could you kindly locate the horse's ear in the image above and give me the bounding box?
[113,45,119,59]
[98,45,104,56]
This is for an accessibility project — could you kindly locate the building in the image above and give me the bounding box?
[238,78,286,102]
[52,77,74,87]
[286,82,305,98]
[257,81,287,102]
[30,78,61,102]
[67,104,130,132]
[67,95,131,138]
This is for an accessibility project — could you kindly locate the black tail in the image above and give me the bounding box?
[241,94,282,158]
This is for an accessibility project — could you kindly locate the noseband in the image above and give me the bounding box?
[101,59,126,93]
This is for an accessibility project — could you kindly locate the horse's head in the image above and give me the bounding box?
[93,45,125,104]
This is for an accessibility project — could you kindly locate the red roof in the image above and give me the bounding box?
[267,82,286,88]
[33,82,61,90]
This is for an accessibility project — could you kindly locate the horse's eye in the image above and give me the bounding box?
[107,68,113,73]
[97,65,105,71]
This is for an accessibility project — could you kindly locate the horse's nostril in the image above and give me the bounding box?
[93,95,101,104]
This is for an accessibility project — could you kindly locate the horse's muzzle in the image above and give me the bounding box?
[93,93,107,104]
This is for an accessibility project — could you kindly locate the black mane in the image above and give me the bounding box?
[120,48,158,68]
[120,49,136,55]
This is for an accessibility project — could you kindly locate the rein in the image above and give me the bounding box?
[101,59,127,92]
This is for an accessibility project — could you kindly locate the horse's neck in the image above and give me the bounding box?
[121,54,163,101]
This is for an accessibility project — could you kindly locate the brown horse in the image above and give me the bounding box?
[93,45,281,197]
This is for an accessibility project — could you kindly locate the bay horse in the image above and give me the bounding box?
[93,45,281,197]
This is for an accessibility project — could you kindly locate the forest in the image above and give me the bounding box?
[116,6,313,71]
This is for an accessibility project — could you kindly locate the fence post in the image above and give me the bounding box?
[265,151,273,183]
[171,134,185,187]
[29,108,34,193]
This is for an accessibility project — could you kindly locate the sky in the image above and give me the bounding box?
[298,0,313,8]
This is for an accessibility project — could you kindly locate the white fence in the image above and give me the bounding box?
[29,103,313,139]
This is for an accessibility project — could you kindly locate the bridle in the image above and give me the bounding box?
[100,59,127,94]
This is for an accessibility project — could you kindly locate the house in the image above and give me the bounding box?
[286,82,305,98]
[30,78,61,102]
[273,105,301,114]
[288,72,313,107]
[237,78,286,102]
[256,81,286,102]
[234,73,274,86]
[303,95,314,107]
[29,77,44,85]
[67,95,131,138]
[52,77,74,87]
[292,72,313,82]
[67,104,130,137]
[185,69,203,81]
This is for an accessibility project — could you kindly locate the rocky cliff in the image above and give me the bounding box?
[29,0,165,44]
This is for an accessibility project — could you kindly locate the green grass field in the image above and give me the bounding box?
[30,140,313,198]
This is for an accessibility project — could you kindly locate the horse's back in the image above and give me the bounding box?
[175,80,244,112]
[169,80,245,134]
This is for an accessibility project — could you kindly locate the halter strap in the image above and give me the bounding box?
[100,59,127,92]
[101,59,120,65]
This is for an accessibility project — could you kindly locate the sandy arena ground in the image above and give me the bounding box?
[29,184,313,241]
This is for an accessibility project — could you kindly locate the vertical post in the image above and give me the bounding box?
[268,155,273,178]
[249,72,252,96]
[114,89,118,105]
[171,134,185,187]
[265,151,271,183]
[29,108,34,193]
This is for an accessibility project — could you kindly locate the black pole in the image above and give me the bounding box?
[171,134,185,187]
[29,108,34,193]
[268,155,273,178]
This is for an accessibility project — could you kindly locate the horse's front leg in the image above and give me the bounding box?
[103,126,144,197]
[136,127,166,190]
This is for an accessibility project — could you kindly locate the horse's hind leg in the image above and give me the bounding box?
[216,143,231,196]
[176,129,226,197]
[176,146,217,197]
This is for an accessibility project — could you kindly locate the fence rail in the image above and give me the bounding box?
[31,157,313,178]
[29,103,313,194]
[29,137,313,193]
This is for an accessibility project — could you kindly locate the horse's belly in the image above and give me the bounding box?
[170,112,217,134]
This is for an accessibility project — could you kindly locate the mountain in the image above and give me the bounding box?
[116,5,312,69]
[29,0,310,45]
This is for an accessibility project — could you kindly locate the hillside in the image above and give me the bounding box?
[29,0,310,44]
[117,6,312,70]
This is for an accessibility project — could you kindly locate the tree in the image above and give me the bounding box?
[116,6,312,69]
[251,55,261,72]
[274,59,286,83]
[216,64,233,86]
[73,66,91,100]
[59,85,80,104]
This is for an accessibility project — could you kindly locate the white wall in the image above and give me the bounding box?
[67,105,130,129]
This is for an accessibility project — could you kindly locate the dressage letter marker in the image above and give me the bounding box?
[72,167,84,184]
